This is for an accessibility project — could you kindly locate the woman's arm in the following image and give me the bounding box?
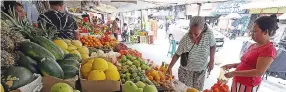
[208,46,216,71]
[168,54,180,69]
[232,57,273,77]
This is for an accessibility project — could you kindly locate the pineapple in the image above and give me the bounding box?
[1,8,55,68]
[1,50,15,68]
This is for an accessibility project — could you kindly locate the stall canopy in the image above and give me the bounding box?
[101,0,228,13]
[240,0,286,14]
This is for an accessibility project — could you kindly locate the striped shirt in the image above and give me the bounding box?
[176,30,216,71]
[38,10,77,39]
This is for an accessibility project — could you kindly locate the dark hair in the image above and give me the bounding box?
[49,1,64,6]
[115,18,119,21]
[123,23,127,26]
[1,1,23,16]
[255,16,279,37]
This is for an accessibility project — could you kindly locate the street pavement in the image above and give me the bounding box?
[127,36,286,92]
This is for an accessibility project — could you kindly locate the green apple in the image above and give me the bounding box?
[124,81,138,92]
[143,85,158,92]
[136,81,146,88]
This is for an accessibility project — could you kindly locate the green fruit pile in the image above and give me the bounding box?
[119,55,151,84]
[123,81,158,92]
[17,38,80,79]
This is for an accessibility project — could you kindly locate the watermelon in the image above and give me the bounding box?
[60,65,79,79]
[19,41,56,61]
[58,59,80,68]
[1,66,34,91]
[38,58,64,79]
[32,36,64,60]
[64,54,81,61]
[16,53,39,73]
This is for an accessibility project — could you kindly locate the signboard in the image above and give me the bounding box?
[186,4,199,16]
[215,1,248,15]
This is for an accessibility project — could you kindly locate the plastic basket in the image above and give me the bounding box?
[17,74,43,92]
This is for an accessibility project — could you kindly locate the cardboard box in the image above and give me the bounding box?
[40,76,78,92]
[80,58,121,92]
[80,79,121,92]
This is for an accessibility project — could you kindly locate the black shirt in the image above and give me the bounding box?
[38,10,77,39]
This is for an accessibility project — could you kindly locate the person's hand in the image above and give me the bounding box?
[221,64,234,70]
[224,71,235,78]
[208,61,214,72]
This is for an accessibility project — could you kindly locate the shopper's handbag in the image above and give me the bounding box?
[180,44,195,67]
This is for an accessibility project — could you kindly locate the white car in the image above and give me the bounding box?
[167,20,225,47]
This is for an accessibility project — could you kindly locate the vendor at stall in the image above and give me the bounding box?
[222,16,278,92]
[2,1,26,19]
[38,1,78,39]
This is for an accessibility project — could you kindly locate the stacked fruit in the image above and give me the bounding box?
[80,58,120,81]
[1,37,82,91]
[113,43,128,52]
[54,39,90,60]
[123,81,158,92]
[145,69,174,89]
[119,49,142,58]
[203,80,229,92]
[99,35,118,49]
[118,54,152,84]
[80,35,103,48]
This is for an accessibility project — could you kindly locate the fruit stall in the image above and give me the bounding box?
[1,2,231,92]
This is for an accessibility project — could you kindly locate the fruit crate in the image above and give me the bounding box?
[40,76,78,92]
[79,58,121,92]
[139,36,147,43]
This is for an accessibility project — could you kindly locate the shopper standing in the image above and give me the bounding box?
[122,23,129,42]
[112,18,120,40]
[38,1,78,39]
[222,16,278,92]
[167,16,216,91]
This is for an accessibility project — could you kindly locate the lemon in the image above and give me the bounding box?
[81,63,93,79]
[67,45,77,51]
[105,69,120,81]
[107,62,117,71]
[71,40,82,48]
[78,46,89,54]
[1,84,4,92]
[92,58,108,71]
[53,39,68,50]
[81,54,90,59]
[88,70,106,80]
[86,59,94,64]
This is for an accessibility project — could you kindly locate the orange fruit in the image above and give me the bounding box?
[148,76,154,81]
[154,76,160,81]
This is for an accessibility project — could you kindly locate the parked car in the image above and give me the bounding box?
[167,20,225,47]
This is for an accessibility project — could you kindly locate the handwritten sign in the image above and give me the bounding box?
[215,1,248,14]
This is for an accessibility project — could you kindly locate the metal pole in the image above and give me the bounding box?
[197,3,202,16]
[140,9,143,30]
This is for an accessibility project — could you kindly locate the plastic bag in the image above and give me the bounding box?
[171,79,188,92]
[218,68,230,83]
